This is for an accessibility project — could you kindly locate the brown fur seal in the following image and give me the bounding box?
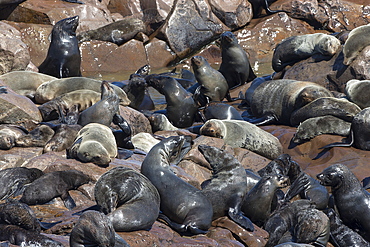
[94,166,160,231]
[343,24,370,65]
[38,16,81,78]
[78,81,120,127]
[15,124,55,148]
[0,125,27,150]
[20,169,90,210]
[198,145,254,231]
[43,123,82,153]
[272,33,341,72]
[141,136,213,235]
[68,123,117,166]
[245,79,333,126]
[200,119,283,159]
[218,31,256,90]
[345,79,370,109]
[317,164,370,241]
[203,102,244,121]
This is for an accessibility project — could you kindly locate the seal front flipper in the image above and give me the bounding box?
[228,207,254,232]
[114,232,130,247]
[157,213,187,233]
[61,191,76,210]
[244,114,278,126]
[284,172,309,202]
[39,221,62,230]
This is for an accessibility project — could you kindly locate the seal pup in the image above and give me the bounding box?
[272,33,341,72]
[147,113,178,132]
[242,174,289,227]
[43,123,82,153]
[68,123,118,166]
[317,164,370,241]
[15,124,55,148]
[218,31,256,90]
[20,169,90,210]
[245,79,333,126]
[343,24,370,65]
[198,145,254,231]
[200,119,283,160]
[191,56,228,106]
[345,79,370,109]
[141,136,213,234]
[94,167,160,232]
[0,224,64,246]
[324,208,370,247]
[0,167,43,201]
[146,75,199,128]
[0,125,27,150]
[70,210,130,247]
[78,81,120,127]
[112,114,134,149]
[38,16,81,78]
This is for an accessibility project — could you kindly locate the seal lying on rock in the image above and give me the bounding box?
[0,125,27,150]
[198,145,254,231]
[343,24,370,65]
[272,33,341,72]
[345,79,370,109]
[38,16,81,78]
[68,123,117,166]
[200,119,283,160]
[94,167,160,232]
[141,136,213,235]
[317,164,370,241]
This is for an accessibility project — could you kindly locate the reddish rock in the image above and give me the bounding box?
[207,227,245,247]
[0,147,43,169]
[119,105,152,135]
[178,159,212,185]
[145,38,177,68]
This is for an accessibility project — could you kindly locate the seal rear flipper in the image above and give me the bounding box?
[228,208,254,232]
[39,221,62,230]
[114,232,130,247]
[244,114,277,126]
[362,177,370,190]
[264,0,289,15]
[319,129,354,149]
[157,213,187,233]
[61,191,76,210]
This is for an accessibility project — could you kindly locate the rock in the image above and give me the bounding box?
[118,106,152,135]
[0,22,30,75]
[207,227,245,247]
[209,0,253,29]
[177,159,211,185]
[0,147,43,169]
[350,45,370,80]
[145,38,178,68]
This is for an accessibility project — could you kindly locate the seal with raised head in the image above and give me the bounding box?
[146,75,199,128]
[200,119,283,160]
[317,163,370,241]
[345,79,370,109]
[272,33,341,72]
[218,31,256,90]
[141,136,213,235]
[38,16,81,78]
[191,56,228,106]
[122,76,152,110]
[198,144,254,231]
[20,169,90,210]
[343,24,370,65]
[68,123,117,166]
[94,166,160,232]
[0,167,43,201]
[242,174,289,227]
[244,79,333,126]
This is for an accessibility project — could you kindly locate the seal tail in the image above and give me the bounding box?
[319,129,354,149]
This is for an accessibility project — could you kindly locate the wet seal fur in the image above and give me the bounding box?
[38,16,81,78]
[317,164,370,241]
[272,33,341,72]
[203,102,244,121]
[20,169,90,210]
[68,123,117,166]
[94,167,160,231]
[345,79,370,109]
[200,119,283,160]
[141,136,213,234]
[343,24,370,65]
[198,145,254,231]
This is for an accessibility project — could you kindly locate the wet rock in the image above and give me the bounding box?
[209,0,253,29]
[0,22,30,75]
[118,106,152,135]
[236,12,316,66]
[0,86,42,123]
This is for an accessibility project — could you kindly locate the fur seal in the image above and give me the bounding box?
[147,75,199,128]
[147,113,178,132]
[317,164,370,241]
[0,224,64,246]
[70,210,130,247]
[245,79,333,125]
[20,169,90,210]
[248,0,287,17]
[203,102,243,121]
[38,16,81,78]
[94,166,160,231]
[191,56,228,106]
[290,97,361,126]
[141,136,213,234]
[291,115,351,144]
[78,81,120,127]
[15,124,55,148]
[122,76,152,110]
[218,31,256,90]
[131,132,160,153]
[272,33,341,72]
[345,79,370,109]
[112,114,134,149]
[68,123,117,166]
[343,24,370,65]
[198,145,254,231]
[200,119,283,160]
[242,174,289,227]
[0,125,27,150]
[43,123,82,153]
[0,167,43,201]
